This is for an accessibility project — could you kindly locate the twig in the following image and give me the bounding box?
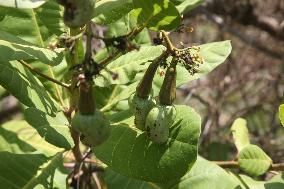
[18,60,71,89]
[161,30,175,54]
[213,161,284,172]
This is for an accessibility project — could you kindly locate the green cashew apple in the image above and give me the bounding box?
[72,109,110,146]
[63,0,96,28]
[145,106,176,144]
[129,93,156,131]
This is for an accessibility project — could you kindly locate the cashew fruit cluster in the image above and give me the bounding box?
[129,93,156,131]
[58,0,96,28]
[72,109,110,147]
[145,105,176,143]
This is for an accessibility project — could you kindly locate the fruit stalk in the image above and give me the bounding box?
[136,51,167,99]
[159,59,177,105]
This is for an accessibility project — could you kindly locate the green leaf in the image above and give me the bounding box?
[0,61,59,115]
[153,40,232,91]
[95,45,165,86]
[104,169,157,189]
[279,104,284,126]
[231,118,250,152]
[238,144,272,176]
[0,1,65,46]
[0,0,46,8]
[237,174,284,189]
[94,105,201,182]
[0,151,67,189]
[132,0,181,31]
[175,0,204,14]
[160,157,242,189]
[24,108,74,150]
[0,120,63,155]
[0,30,63,65]
[176,40,232,86]
[93,0,134,24]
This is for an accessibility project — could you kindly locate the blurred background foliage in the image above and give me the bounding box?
[0,0,284,166]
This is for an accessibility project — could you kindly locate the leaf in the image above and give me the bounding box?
[0,120,63,155]
[0,30,63,65]
[0,0,46,8]
[95,45,165,86]
[0,61,59,115]
[279,104,284,126]
[231,118,250,152]
[104,169,157,189]
[24,107,74,150]
[159,157,243,189]
[93,0,134,24]
[0,1,65,45]
[0,151,67,189]
[238,144,272,176]
[94,105,201,182]
[132,0,181,31]
[237,174,284,189]
[152,40,232,92]
[175,0,204,14]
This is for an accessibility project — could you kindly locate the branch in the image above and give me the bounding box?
[213,161,284,172]
[18,60,71,89]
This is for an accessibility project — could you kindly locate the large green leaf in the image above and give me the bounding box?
[94,105,201,182]
[95,45,165,86]
[93,0,134,24]
[279,104,284,126]
[0,0,46,8]
[238,144,272,176]
[0,152,67,189]
[104,169,156,189]
[132,0,181,31]
[0,120,63,155]
[0,1,65,46]
[160,157,242,189]
[101,41,231,110]
[24,107,74,150]
[0,61,59,115]
[231,118,250,152]
[0,30,63,65]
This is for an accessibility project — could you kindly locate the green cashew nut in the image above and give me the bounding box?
[145,105,176,144]
[129,93,156,131]
[72,109,110,147]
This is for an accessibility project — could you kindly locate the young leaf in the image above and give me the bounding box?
[231,118,250,152]
[0,120,63,155]
[0,61,59,115]
[0,30,63,66]
[0,152,67,189]
[24,108,74,150]
[159,157,242,189]
[0,0,46,8]
[132,0,181,31]
[93,105,201,182]
[238,144,272,176]
[104,169,156,189]
[93,0,134,24]
[279,104,284,126]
